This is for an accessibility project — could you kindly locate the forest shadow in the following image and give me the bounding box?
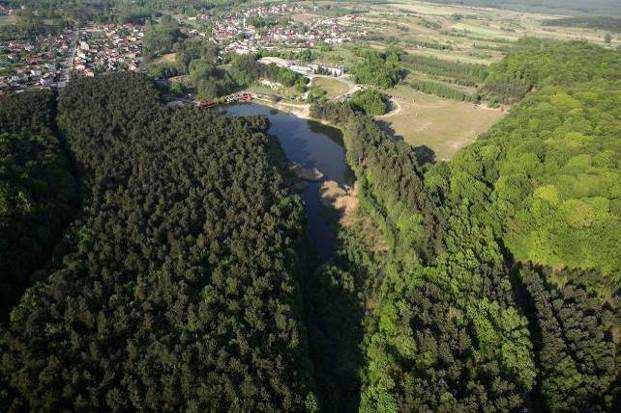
[307,255,365,413]
[412,144,436,165]
[303,201,365,412]
[374,119,405,142]
[373,120,437,166]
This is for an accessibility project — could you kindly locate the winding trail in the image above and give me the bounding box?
[375,97,402,119]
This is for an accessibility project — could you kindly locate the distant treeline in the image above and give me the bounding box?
[367,34,454,51]
[481,37,621,104]
[401,54,488,87]
[423,0,621,17]
[542,16,621,33]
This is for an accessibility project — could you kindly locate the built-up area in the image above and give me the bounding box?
[202,3,363,56]
[2,2,365,93]
[1,22,144,93]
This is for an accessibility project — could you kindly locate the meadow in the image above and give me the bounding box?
[377,85,504,160]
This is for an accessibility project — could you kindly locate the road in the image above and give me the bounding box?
[53,28,79,89]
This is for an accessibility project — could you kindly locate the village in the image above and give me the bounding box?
[196,3,364,57]
[0,22,144,93]
[72,24,144,78]
[1,2,365,95]
[0,28,75,91]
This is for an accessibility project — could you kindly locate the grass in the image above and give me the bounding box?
[377,85,505,160]
[312,77,350,97]
[247,83,305,102]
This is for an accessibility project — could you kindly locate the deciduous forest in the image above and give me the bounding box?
[310,39,619,412]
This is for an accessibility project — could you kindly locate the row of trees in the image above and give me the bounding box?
[0,73,318,411]
[401,54,488,87]
[407,79,478,102]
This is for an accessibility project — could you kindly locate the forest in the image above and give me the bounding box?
[0,91,78,320]
[542,16,621,33]
[0,73,318,411]
[423,0,621,16]
[0,26,619,413]
[401,54,488,88]
[350,49,404,89]
[310,38,619,412]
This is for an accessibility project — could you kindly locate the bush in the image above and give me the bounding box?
[349,89,390,116]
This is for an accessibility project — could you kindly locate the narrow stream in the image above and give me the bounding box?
[226,103,354,257]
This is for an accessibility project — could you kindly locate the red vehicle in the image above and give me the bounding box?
[240,93,252,102]
[196,99,215,108]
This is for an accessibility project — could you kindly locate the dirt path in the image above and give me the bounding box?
[375,97,402,119]
[252,96,312,118]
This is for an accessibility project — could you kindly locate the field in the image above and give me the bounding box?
[152,52,177,65]
[305,1,619,159]
[311,76,350,98]
[377,85,504,160]
[0,15,17,26]
[355,0,618,66]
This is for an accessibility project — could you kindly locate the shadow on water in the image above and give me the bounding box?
[308,250,367,412]
[227,103,364,412]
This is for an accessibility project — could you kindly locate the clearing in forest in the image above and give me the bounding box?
[378,85,505,160]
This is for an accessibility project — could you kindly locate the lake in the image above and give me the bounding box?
[226,103,354,258]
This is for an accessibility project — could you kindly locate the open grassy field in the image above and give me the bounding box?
[311,77,350,98]
[377,85,505,160]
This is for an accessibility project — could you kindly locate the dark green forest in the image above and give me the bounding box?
[422,0,621,16]
[542,16,621,33]
[0,91,78,319]
[0,36,619,412]
[0,73,317,411]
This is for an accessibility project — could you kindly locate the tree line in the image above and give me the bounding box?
[401,54,488,88]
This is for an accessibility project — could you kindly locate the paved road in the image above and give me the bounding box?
[53,29,79,89]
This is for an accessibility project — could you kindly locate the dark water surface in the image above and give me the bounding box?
[226,103,353,257]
